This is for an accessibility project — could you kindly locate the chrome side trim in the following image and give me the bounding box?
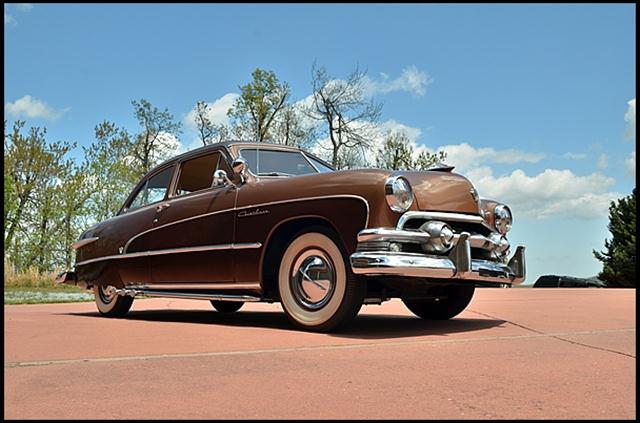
[126,283,261,290]
[397,211,484,230]
[75,242,262,267]
[112,288,261,302]
[71,237,99,250]
[123,194,370,253]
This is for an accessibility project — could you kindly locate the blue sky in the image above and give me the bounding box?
[4,4,636,284]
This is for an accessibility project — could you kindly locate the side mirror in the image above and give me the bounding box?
[212,169,234,188]
[232,157,256,184]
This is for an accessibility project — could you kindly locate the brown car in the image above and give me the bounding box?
[57,141,526,331]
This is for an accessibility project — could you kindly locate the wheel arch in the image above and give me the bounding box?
[259,215,344,299]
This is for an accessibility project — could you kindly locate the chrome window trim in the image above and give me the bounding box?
[122,194,370,253]
[120,164,176,216]
[75,242,262,267]
[71,237,99,250]
[238,147,318,177]
[300,151,320,172]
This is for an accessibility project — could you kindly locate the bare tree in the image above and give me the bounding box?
[271,104,317,149]
[308,63,382,168]
[193,101,215,145]
[192,101,231,145]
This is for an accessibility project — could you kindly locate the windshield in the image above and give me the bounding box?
[239,148,332,176]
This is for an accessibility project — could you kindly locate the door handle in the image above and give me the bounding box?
[156,203,171,213]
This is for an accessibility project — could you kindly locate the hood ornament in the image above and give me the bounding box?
[470,187,479,202]
[427,162,455,172]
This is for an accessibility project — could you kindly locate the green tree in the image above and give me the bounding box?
[593,188,636,287]
[56,160,95,269]
[228,68,290,143]
[376,130,447,171]
[413,149,448,170]
[4,121,74,268]
[131,99,182,176]
[84,121,137,222]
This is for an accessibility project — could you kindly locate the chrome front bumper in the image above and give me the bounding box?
[350,228,526,285]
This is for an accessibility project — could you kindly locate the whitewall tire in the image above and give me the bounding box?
[278,231,364,332]
[93,285,134,317]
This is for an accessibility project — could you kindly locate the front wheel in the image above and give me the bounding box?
[93,285,133,317]
[402,285,475,320]
[278,231,365,332]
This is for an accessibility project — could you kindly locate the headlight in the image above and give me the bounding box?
[385,176,414,213]
[494,204,513,234]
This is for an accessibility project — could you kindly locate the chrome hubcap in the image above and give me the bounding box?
[98,285,116,304]
[290,249,336,310]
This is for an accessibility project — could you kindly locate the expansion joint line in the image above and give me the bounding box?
[468,309,636,359]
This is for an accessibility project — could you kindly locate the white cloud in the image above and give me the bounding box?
[596,153,608,170]
[5,95,69,121]
[466,167,622,220]
[183,93,239,130]
[625,150,635,176]
[625,98,635,139]
[4,3,32,26]
[424,142,545,173]
[364,65,433,97]
[150,131,182,162]
[4,5,16,25]
[563,152,587,160]
[15,4,33,12]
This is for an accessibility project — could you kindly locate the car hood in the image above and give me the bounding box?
[396,170,481,215]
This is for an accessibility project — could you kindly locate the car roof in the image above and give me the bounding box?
[154,140,302,167]
[148,140,323,178]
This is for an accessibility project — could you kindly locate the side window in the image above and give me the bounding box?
[175,152,231,196]
[307,156,334,172]
[128,167,173,210]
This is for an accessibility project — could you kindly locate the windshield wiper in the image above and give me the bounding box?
[258,172,292,176]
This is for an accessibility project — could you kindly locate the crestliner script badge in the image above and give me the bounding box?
[238,208,270,218]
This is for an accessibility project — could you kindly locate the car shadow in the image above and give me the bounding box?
[63,308,507,340]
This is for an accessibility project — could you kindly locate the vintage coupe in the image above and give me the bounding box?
[57,141,525,331]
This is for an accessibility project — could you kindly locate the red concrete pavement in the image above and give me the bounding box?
[3,288,636,419]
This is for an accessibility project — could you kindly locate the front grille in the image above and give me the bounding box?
[402,218,491,237]
[356,241,391,252]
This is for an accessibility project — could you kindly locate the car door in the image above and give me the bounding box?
[115,165,175,285]
[148,150,237,286]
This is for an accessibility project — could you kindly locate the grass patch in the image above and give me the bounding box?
[4,287,94,304]
[4,259,94,304]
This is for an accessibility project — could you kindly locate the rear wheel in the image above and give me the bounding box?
[278,230,365,332]
[93,285,133,317]
[403,285,475,320]
[210,301,244,313]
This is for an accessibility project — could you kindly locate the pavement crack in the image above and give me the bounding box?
[468,309,636,359]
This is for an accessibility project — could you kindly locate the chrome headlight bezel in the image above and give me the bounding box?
[384,176,414,213]
[494,204,513,234]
